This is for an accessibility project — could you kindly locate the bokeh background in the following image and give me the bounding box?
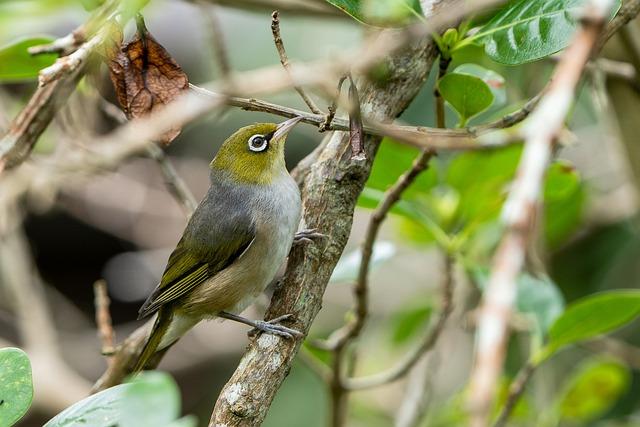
[1,0,640,426]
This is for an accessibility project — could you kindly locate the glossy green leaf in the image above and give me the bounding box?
[437,73,494,126]
[44,384,126,427]
[0,348,33,427]
[390,303,433,344]
[559,359,630,423]
[453,64,506,107]
[44,371,183,427]
[541,290,640,360]
[121,372,181,427]
[0,36,57,81]
[324,0,423,25]
[464,0,621,64]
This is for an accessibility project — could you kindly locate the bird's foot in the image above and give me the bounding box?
[219,311,303,340]
[293,228,326,246]
[248,314,304,339]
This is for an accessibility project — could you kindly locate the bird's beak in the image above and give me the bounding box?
[273,116,303,141]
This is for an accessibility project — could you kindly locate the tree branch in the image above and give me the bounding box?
[271,10,323,114]
[467,2,615,426]
[209,32,440,427]
[93,280,116,366]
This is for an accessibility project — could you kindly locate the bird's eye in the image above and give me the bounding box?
[248,134,268,152]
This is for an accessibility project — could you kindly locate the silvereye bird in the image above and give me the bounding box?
[133,116,304,373]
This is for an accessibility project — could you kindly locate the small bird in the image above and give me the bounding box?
[133,116,306,372]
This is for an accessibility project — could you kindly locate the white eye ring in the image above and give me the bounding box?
[248,134,268,152]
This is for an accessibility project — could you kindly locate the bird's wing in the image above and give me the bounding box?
[138,203,256,319]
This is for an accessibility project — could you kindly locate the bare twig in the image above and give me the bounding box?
[271,10,323,114]
[492,361,536,427]
[324,148,434,425]
[146,144,198,216]
[28,31,85,56]
[93,280,116,365]
[343,254,454,390]
[192,84,525,151]
[319,75,347,132]
[467,2,615,426]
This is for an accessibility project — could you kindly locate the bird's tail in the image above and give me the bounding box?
[132,308,174,374]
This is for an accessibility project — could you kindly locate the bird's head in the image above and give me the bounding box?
[210,116,302,185]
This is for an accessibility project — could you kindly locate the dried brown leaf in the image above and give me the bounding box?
[106,17,188,145]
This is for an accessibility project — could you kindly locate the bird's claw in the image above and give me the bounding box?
[293,228,326,246]
[248,313,304,339]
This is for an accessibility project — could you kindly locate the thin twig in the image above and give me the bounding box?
[467,2,615,426]
[319,75,347,132]
[343,254,454,390]
[191,84,524,151]
[326,148,435,426]
[271,10,323,114]
[93,280,116,364]
[146,144,198,217]
[492,361,536,427]
[99,100,198,216]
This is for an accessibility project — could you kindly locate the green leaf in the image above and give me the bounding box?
[330,241,396,284]
[390,303,433,344]
[121,371,181,427]
[0,348,33,427]
[464,0,621,64]
[453,64,506,107]
[541,290,640,360]
[558,359,630,423]
[44,383,126,427]
[45,371,183,427]
[324,0,423,25]
[0,36,57,82]
[437,72,494,126]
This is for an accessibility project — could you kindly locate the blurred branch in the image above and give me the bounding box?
[0,225,92,413]
[271,10,323,114]
[325,148,434,425]
[0,28,107,171]
[146,144,198,216]
[344,254,454,390]
[99,100,198,216]
[467,2,614,426]
[600,0,640,47]
[492,361,536,427]
[0,0,509,174]
[93,280,116,366]
[583,337,640,370]
[192,0,344,17]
